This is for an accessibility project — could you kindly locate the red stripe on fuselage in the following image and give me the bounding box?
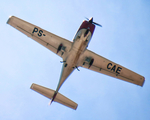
[78,20,95,35]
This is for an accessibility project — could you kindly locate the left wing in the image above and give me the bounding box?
[7,16,72,59]
[78,49,145,86]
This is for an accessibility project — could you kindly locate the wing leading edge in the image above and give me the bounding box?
[7,16,72,59]
[79,49,145,86]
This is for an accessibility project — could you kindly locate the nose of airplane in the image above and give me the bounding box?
[85,17,102,27]
[89,17,93,23]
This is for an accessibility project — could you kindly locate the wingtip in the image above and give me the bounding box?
[141,77,145,87]
[139,76,145,87]
[6,16,14,24]
[74,104,78,110]
[30,83,35,89]
[6,16,12,24]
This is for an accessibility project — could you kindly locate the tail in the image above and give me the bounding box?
[30,83,78,110]
[48,91,57,105]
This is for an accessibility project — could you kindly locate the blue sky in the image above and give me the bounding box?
[1,0,150,120]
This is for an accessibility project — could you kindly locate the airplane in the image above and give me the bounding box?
[7,16,145,110]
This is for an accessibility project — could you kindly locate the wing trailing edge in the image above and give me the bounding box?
[30,83,78,110]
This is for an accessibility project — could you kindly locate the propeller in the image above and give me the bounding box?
[85,17,102,27]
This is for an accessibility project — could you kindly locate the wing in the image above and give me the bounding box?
[7,16,72,59]
[78,49,145,86]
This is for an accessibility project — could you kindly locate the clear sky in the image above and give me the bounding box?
[1,0,150,120]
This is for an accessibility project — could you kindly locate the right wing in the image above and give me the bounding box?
[7,16,72,59]
[78,49,145,86]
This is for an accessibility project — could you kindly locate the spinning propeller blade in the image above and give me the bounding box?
[85,17,102,27]
[93,22,102,27]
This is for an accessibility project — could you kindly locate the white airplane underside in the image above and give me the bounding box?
[7,16,145,110]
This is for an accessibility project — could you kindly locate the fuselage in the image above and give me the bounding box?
[56,20,95,92]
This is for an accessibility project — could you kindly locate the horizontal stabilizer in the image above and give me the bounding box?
[30,83,78,110]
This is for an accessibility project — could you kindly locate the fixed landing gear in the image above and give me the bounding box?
[73,66,80,71]
[60,61,66,63]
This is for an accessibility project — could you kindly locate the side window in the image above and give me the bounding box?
[86,35,91,42]
[73,31,82,41]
